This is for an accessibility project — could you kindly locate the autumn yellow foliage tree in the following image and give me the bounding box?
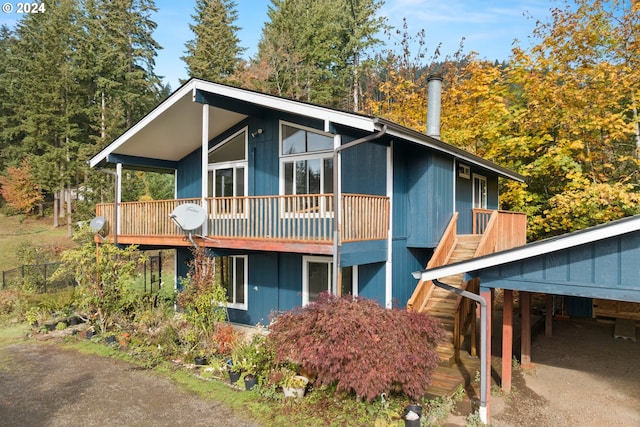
[0,158,43,214]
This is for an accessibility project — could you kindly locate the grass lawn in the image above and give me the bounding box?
[0,214,74,272]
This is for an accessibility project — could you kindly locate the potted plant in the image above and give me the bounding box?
[230,336,267,390]
[277,367,309,398]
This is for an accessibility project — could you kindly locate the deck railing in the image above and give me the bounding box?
[96,194,389,244]
[406,213,458,313]
[473,209,527,255]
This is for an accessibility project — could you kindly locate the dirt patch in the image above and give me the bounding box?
[489,318,640,427]
[0,340,261,427]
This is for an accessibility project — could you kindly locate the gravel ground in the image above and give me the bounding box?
[0,340,262,427]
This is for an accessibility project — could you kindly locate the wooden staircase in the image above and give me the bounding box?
[427,235,481,364]
[407,209,527,397]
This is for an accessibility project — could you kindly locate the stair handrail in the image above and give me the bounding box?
[407,213,458,312]
[450,211,500,363]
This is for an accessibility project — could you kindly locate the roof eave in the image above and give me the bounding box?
[413,215,640,282]
[376,118,525,182]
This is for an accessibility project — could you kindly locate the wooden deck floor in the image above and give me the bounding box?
[425,352,481,399]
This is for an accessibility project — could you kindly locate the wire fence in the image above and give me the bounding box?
[1,262,76,293]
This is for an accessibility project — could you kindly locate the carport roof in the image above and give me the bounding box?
[414,215,640,301]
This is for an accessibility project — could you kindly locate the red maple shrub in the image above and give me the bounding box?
[266,293,446,401]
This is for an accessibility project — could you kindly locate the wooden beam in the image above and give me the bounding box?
[520,291,532,367]
[545,294,553,338]
[501,289,513,393]
[99,235,334,255]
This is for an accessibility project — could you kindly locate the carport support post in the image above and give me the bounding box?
[480,286,492,422]
[520,291,532,367]
[545,294,553,337]
[501,289,513,393]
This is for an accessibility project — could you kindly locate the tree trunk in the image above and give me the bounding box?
[67,184,72,237]
[53,191,59,227]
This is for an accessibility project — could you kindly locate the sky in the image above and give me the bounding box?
[1,0,554,90]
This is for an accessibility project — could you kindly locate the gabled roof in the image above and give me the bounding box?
[89,78,524,182]
[413,214,640,282]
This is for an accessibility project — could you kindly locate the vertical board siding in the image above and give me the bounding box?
[342,141,387,196]
[358,262,387,303]
[479,232,640,302]
[177,149,202,198]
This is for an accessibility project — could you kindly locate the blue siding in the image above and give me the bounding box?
[416,154,454,246]
[341,240,387,267]
[248,118,279,197]
[278,253,303,311]
[479,232,640,302]
[230,252,279,325]
[391,238,430,307]
[358,262,386,304]
[176,149,202,198]
[342,141,387,195]
[393,142,454,248]
[456,172,473,234]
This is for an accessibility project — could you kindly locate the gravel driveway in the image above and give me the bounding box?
[0,340,262,427]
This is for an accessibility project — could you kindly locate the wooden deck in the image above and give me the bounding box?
[96,193,389,249]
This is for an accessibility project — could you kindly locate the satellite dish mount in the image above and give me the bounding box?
[169,203,207,248]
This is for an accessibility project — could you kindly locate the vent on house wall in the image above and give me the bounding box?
[458,163,470,179]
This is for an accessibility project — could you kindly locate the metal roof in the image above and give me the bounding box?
[89,78,524,182]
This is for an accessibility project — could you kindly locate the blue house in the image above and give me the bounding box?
[89,78,526,328]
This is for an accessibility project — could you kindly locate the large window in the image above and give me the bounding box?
[280,123,334,197]
[216,255,247,310]
[208,128,247,214]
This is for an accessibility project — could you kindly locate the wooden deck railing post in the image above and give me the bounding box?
[96,194,389,245]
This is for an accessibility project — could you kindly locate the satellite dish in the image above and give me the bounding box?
[90,216,105,232]
[169,203,206,231]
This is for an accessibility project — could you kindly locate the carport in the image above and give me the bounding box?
[414,214,640,418]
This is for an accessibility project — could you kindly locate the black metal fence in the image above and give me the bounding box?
[2,251,167,295]
[2,262,76,293]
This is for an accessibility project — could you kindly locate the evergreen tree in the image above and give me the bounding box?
[182,0,245,83]
[252,0,384,109]
[5,0,87,228]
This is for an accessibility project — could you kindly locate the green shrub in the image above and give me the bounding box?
[266,293,446,401]
[53,226,146,334]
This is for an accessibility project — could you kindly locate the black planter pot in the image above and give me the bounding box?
[228,370,241,384]
[194,356,207,366]
[244,375,257,390]
[85,330,95,339]
[105,335,117,345]
[403,405,422,427]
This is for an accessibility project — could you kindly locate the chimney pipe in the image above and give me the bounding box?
[426,74,443,139]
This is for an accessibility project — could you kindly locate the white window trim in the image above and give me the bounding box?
[208,127,248,217]
[279,120,334,158]
[302,255,333,306]
[226,255,248,311]
[208,126,248,162]
[342,264,358,297]
[472,173,488,209]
